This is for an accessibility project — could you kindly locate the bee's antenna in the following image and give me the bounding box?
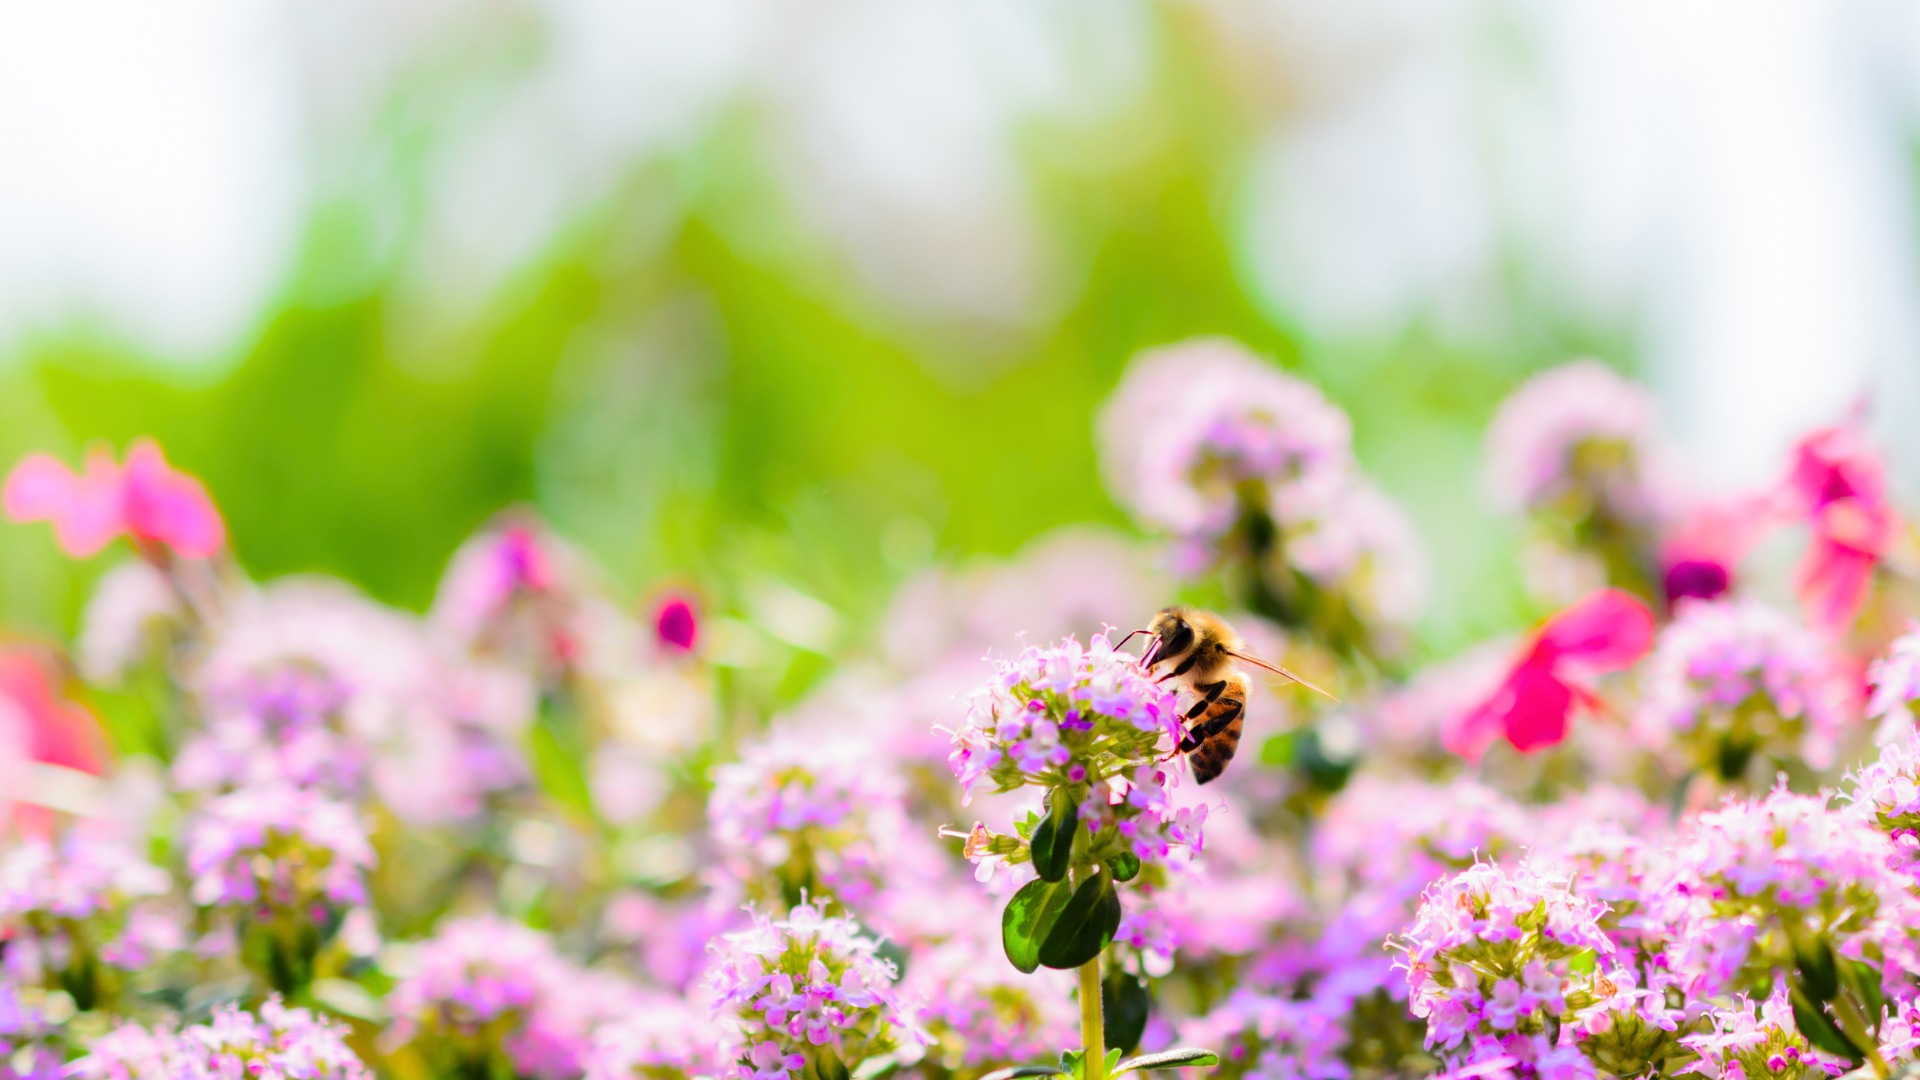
[1226,650,1338,701]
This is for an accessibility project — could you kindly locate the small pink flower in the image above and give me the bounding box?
[1660,495,1772,606]
[654,595,699,653]
[1446,589,1654,759]
[1780,425,1899,635]
[3,440,223,559]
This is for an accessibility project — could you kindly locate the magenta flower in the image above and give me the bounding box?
[654,595,699,652]
[1780,425,1899,635]
[3,440,223,559]
[1446,589,1654,759]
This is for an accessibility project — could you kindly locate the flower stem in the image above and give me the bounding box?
[1080,954,1106,1080]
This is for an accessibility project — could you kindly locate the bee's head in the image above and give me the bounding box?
[1143,605,1197,668]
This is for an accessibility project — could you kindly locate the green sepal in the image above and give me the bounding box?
[1106,852,1142,883]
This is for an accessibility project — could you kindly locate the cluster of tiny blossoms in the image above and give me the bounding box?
[1843,727,1920,877]
[0,833,172,984]
[1679,989,1849,1080]
[1397,860,1614,1079]
[1664,785,1920,1000]
[70,999,370,1080]
[1097,337,1424,630]
[1635,599,1848,775]
[709,729,911,910]
[184,784,373,909]
[705,900,921,1080]
[1483,359,1665,523]
[950,633,1179,801]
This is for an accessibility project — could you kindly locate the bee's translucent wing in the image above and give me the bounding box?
[1226,650,1337,700]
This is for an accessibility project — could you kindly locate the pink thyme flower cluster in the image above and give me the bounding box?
[1678,988,1849,1080]
[1397,860,1615,1078]
[386,915,641,1080]
[177,579,532,823]
[1662,785,1920,1000]
[1842,727,1920,876]
[70,998,370,1080]
[949,633,1180,801]
[1483,360,1667,523]
[705,900,922,1080]
[1097,338,1425,630]
[1178,988,1354,1080]
[184,784,374,908]
[1867,623,1920,740]
[901,928,1078,1071]
[583,995,734,1080]
[708,728,912,910]
[1634,599,1852,773]
[0,831,174,985]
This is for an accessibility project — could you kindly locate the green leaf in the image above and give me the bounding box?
[805,1049,852,1080]
[528,719,595,822]
[1259,732,1295,767]
[1002,878,1072,974]
[1114,1048,1220,1075]
[1567,949,1597,976]
[1103,969,1151,1053]
[1031,796,1078,883]
[1796,936,1839,1003]
[1038,871,1119,970]
[1792,996,1863,1064]
[977,1068,1067,1080]
[1106,852,1141,883]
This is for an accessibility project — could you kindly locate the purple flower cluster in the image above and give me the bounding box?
[184,784,374,908]
[1679,988,1849,1080]
[1843,728,1920,876]
[901,928,1077,1070]
[705,900,922,1080]
[1397,860,1615,1076]
[1868,623,1920,740]
[949,633,1179,801]
[708,728,911,910]
[1097,338,1425,630]
[1663,785,1920,1000]
[1483,360,1667,523]
[70,998,370,1080]
[386,914,644,1080]
[0,831,173,986]
[1179,989,1354,1080]
[1635,599,1852,774]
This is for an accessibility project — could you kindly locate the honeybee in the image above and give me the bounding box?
[1121,606,1334,784]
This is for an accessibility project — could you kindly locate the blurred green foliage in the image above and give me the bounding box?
[0,7,1621,667]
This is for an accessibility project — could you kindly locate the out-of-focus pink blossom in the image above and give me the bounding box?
[1659,496,1773,606]
[1483,360,1668,521]
[653,595,699,653]
[3,441,223,560]
[1446,590,1654,759]
[1780,425,1900,635]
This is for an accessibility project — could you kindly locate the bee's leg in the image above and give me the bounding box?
[1179,697,1243,753]
[1154,652,1201,684]
[1182,681,1227,721]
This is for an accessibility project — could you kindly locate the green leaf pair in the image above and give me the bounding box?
[1001,869,1121,973]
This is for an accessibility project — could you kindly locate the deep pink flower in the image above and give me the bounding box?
[3,440,223,559]
[1445,589,1655,759]
[1780,426,1899,635]
[654,595,699,653]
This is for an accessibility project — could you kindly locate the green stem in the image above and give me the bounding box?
[1080,954,1106,1080]
[1831,991,1890,1079]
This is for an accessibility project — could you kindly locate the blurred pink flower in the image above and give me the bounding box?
[653,595,698,653]
[1446,589,1654,759]
[1659,496,1772,607]
[1780,425,1899,635]
[2,440,223,559]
